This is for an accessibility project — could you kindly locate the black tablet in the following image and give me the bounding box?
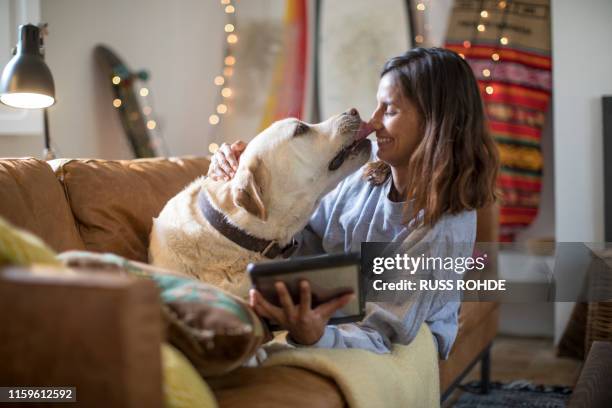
[247,252,365,327]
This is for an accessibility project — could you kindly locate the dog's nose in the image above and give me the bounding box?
[344,108,359,117]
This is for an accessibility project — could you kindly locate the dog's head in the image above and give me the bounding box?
[230,109,373,222]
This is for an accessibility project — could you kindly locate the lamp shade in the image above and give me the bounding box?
[0,24,55,109]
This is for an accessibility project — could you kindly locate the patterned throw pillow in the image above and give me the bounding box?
[161,343,218,408]
[0,216,61,267]
[59,251,268,377]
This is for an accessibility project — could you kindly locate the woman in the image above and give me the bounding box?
[208,47,499,358]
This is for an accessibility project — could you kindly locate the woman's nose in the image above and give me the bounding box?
[370,112,383,130]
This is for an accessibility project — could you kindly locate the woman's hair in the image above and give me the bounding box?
[363,47,499,226]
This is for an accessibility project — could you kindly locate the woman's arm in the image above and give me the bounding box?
[289,213,474,358]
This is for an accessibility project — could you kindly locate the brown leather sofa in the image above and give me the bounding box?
[0,157,498,407]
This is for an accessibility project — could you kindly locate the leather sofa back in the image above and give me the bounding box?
[0,158,84,252]
[50,157,210,262]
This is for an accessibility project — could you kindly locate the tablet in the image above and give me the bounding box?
[247,253,365,327]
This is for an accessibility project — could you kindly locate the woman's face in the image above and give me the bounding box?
[370,73,423,167]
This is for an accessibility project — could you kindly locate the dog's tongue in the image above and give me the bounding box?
[355,121,375,141]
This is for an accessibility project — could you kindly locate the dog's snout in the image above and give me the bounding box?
[344,108,359,117]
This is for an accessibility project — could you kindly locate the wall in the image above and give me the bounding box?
[1,0,226,159]
[552,0,612,343]
[552,0,610,243]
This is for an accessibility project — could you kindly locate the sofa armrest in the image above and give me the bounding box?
[568,341,612,408]
[0,267,164,408]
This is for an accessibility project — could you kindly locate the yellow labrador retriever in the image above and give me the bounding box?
[149,109,373,297]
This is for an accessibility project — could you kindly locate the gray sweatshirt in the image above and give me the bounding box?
[292,161,476,359]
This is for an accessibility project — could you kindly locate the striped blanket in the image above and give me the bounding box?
[446,0,552,241]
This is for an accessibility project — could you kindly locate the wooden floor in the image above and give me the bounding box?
[442,335,583,407]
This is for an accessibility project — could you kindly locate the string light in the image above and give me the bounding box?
[415,35,424,44]
[500,36,509,45]
[112,76,121,85]
[140,87,149,97]
[483,69,491,77]
[209,143,219,153]
[143,106,152,115]
[207,0,238,138]
[492,53,500,61]
[112,98,122,108]
[485,86,494,95]
[146,120,156,130]
[416,3,425,11]
[480,10,489,18]
[463,40,471,48]
[498,1,507,8]
[477,24,486,32]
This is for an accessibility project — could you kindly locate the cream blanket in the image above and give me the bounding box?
[262,324,440,408]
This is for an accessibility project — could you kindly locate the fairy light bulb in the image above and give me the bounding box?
[415,35,424,44]
[221,87,232,98]
[214,76,225,86]
[463,40,471,48]
[500,37,509,45]
[225,24,235,33]
[477,24,486,32]
[217,104,228,114]
[481,10,489,18]
[209,143,220,153]
[485,86,494,95]
[416,3,425,11]
[483,69,491,77]
[225,5,235,13]
[147,120,157,130]
[492,53,500,61]
[143,106,152,115]
[223,67,233,77]
[209,114,220,125]
[140,88,149,97]
[225,56,236,66]
[227,34,238,44]
[113,98,122,108]
[112,76,121,85]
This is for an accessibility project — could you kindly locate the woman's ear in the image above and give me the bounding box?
[231,159,267,220]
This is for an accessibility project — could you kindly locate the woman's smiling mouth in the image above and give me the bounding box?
[376,136,393,147]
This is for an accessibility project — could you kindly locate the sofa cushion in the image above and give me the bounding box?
[0,158,84,252]
[52,157,210,262]
[59,250,268,377]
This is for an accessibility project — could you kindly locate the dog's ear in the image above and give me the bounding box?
[231,160,267,221]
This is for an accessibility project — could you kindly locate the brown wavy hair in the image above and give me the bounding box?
[363,47,499,226]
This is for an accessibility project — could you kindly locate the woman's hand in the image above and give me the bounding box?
[249,280,354,345]
[207,141,247,181]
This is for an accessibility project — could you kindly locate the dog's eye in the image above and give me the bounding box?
[293,122,310,137]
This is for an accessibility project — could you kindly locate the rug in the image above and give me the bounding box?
[453,380,572,408]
